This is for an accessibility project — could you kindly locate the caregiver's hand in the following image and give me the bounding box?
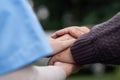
[54,62,80,76]
[50,34,76,55]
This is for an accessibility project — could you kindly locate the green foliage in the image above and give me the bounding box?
[33,0,120,30]
[67,73,119,80]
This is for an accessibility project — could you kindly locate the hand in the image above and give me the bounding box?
[51,26,90,39]
[49,26,90,64]
[49,26,89,68]
[50,26,90,54]
[50,34,76,55]
[54,62,80,76]
[48,48,75,65]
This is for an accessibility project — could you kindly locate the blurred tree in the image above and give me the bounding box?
[33,0,120,30]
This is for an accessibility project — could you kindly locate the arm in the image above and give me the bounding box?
[71,12,120,65]
[49,12,120,65]
[0,34,79,80]
[0,65,66,80]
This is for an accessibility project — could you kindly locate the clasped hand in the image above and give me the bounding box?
[49,26,90,76]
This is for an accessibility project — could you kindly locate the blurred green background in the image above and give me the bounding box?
[31,0,120,80]
[32,0,120,30]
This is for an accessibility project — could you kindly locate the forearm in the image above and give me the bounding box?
[71,12,120,65]
[0,65,66,80]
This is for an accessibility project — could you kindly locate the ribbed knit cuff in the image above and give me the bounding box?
[71,34,98,65]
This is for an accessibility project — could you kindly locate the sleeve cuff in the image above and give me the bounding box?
[70,34,98,65]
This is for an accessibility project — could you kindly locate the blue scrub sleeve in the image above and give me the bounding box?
[0,0,53,75]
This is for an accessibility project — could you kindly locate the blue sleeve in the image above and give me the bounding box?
[0,0,53,75]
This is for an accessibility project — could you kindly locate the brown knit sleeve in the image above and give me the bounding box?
[71,12,120,65]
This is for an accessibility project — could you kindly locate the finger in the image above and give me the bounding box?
[55,34,74,41]
[48,56,59,65]
[48,48,75,65]
[69,28,81,38]
[70,27,90,38]
[79,27,90,33]
[48,55,65,65]
[48,51,68,65]
[51,39,75,55]
[51,26,90,39]
[70,28,85,38]
[51,28,69,38]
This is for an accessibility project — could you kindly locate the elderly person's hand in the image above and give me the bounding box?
[50,26,89,55]
[49,26,90,64]
[51,26,89,39]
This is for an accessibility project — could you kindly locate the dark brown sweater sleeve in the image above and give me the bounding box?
[71,12,120,65]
